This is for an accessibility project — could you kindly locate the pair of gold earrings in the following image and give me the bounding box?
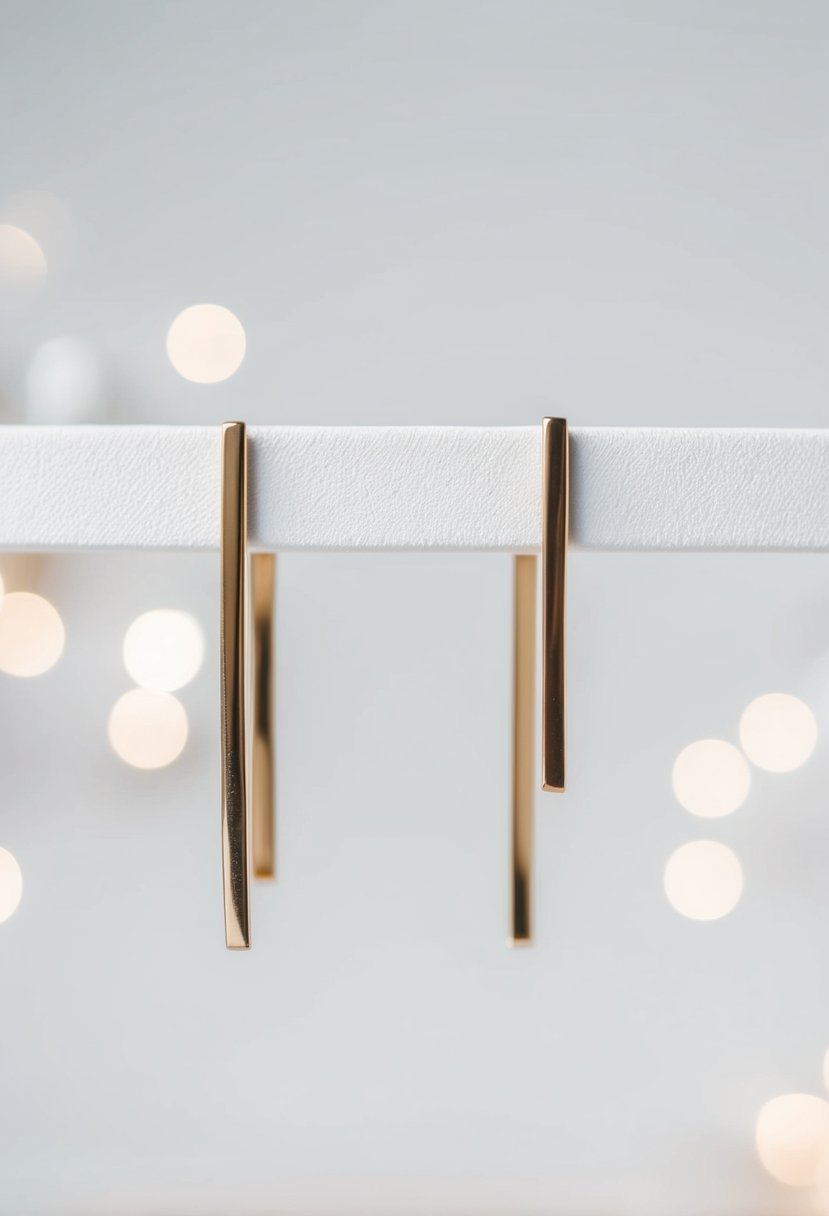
[217,417,569,951]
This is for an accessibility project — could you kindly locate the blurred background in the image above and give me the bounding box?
[0,2,827,1212]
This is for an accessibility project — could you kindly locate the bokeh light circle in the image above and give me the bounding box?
[3,190,75,270]
[663,840,743,921]
[0,223,47,287]
[0,592,65,677]
[108,689,188,769]
[739,693,817,773]
[0,848,23,923]
[25,337,104,424]
[755,1093,829,1187]
[166,303,246,383]
[123,609,204,692]
[671,739,750,818]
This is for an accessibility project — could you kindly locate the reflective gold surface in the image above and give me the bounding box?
[511,554,536,944]
[541,417,568,793]
[220,422,251,949]
[251,552,276,880]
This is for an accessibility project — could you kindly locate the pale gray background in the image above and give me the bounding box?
[0,2,827,1213]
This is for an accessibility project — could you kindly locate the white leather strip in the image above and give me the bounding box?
[0,425,825,552]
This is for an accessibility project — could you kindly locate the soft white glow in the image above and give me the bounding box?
[166,303,246,383]
[25,337,104,424]
[108,689,188,769]
[755,1093,829,1187]
[0,592,65,677]
[671,739,750,818]
[739,693,817,773]
[663,840,743,921]
[0,223,47,286]
[0,848,23,923]
[123,609,204,692]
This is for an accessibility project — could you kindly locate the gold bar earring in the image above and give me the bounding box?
[511,554,537,944]
[510,418,567,945]
[250,552,276,880]
[541,417,569,793]
[220,421,251,950]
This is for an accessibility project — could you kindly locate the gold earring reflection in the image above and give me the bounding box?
[250,552,276,880]
[511,553,536,945]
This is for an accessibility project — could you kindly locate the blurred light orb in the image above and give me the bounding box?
[0,223,46,287]
[814,1147,829,1211]
[108,689,188,769]
[3,189,75,270]
[166,303,246,383]
[0,847,23,923]
[123,609,204,692]
[0,592,65,677]
[671,739,750,818]
[25,337,103,424]
[755,1093,829,1187]
[739,693,817,773]
[663,840,743,921]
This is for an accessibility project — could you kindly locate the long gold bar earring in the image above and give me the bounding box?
[220,421,251,950]
[511,554,536,944]
[541,417,569,793]
[251,553,276,880]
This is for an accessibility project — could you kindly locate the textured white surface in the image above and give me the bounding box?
[0,425,827,552]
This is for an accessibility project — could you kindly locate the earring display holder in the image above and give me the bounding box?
[2,421,828,1204]
[0,426,826,553]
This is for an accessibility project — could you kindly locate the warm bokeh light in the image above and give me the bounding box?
[813,1149,829,1212]
[739,693,817,773]
[166,303,246,383]
[108,689,188,769]
[123,609,204,692]
[3,189,75,269]
[0,223,47,286]
[755,1093,829,1187]
[663,840,743,921]
[25,337,104,424]
[0,847,23,923]
[671,739,750,818]
[0,592,65,677]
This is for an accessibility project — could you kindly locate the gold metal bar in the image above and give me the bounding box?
[512,554,537,945]
[220,421,250,950]
[251,552,276,880]
[541,417,568,793]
